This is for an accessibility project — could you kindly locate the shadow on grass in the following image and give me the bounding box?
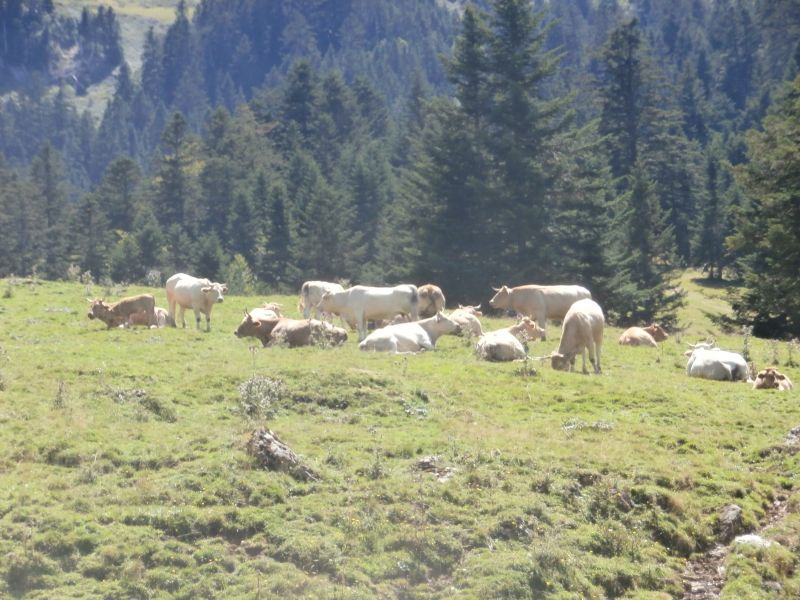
[690,277,741,290]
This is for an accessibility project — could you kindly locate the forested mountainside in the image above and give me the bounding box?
[0,0,799,334]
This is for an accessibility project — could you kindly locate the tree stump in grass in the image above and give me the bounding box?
[246,427,319,482]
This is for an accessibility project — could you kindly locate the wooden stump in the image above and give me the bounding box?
[246,427,319,482]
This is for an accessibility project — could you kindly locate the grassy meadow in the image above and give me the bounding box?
[1,274,799,598]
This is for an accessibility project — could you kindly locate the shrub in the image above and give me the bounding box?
[238,376,284,419]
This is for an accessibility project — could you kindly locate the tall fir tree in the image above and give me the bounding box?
[30,143,70,279]
[727,76,800,337]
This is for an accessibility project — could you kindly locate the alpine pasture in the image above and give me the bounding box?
[1,275,799,598]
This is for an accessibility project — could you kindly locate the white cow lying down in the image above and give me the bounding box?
[686,346,750,381]
[359,312,458,353]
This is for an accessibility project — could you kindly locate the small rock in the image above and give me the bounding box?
[763,581,783,593]
[734,534,774,548]
[716,504,744,542]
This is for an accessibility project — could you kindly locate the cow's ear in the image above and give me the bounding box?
[777,373,786,380]
[201,286,211,293]
[252,319,261,327]
[221,285,228,293]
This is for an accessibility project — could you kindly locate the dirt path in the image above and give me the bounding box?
[681,427,798,599]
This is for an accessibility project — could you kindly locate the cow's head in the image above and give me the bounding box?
[754,367,788,390]
[550,352,572,371]
[489,286,510,309]
[645,322,669,342]
[515,317,545,341]
[87,298,111,320]
[317,291,334,312]
[433,311,459,335]
[235,310,261,338]
[202,282,227,304]
[458,304,482,316]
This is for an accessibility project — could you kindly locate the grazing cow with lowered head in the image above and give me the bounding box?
[489,284,591,341]
[618,323,669,347]
[317,284,419,341]
[166,273,227,332]
[550,299,605,374]
[476,317,544,361]
[87,294,156,329]
[359,312,458,353]
[417,284,446,318]
[753,367,793,391]
[298,281,345,320]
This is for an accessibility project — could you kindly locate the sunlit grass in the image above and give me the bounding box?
[0,275,798,597]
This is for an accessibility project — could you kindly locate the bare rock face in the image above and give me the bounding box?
[716,504,744,543]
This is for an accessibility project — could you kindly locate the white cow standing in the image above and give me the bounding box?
[317,284,419,341]
[359,312,458,353]
[489,284,591,341]
[166,273,228,332]
[550,298,605,374]
[298,281,345,320]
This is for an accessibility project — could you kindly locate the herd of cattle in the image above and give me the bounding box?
[86,273,793,391]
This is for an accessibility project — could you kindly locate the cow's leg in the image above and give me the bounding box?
[356,313,367,341]
[537,316,547,341]
[594,340,602,374]
[205,313,211,332]
[581,347,590,374]
[192,307,202,330]
[177,305,187,328]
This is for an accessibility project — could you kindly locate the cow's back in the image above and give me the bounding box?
[348,285,418,320]
[167,273,208,306]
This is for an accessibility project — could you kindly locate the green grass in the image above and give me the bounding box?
[1,274,799,598]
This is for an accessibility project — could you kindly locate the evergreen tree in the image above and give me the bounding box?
[259,178,292,288]
[727,76,800,337]
[606,167,684,324]
[97,156,141,232]
[71,192,111,279]
[30,143,70,279]
[154,112,195,230]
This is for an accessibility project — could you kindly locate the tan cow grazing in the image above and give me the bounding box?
[449,305,484,337]
[417,284,446,318]
[166,273,227,332]
[359,312,458,353]
[126,306,175,328]
[87,294,156,329]
[317,284,419,341]
[489,284,591,341]
[753,367,794,391]
[618,323,669,347]
[550,299,604,374]
[475,317,544,361]
[298,281,345,319]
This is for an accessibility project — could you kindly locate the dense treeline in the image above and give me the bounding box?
[0,0,798,333]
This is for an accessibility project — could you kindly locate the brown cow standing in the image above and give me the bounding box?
[87,294,156,329]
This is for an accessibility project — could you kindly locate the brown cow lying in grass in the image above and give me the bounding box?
[87,294,156,329]
[752,367,793,391]
[235,311,347,348]
[618,323,668,347]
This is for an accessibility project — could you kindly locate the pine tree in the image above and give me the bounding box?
[154,112,195,230]
[30,143,71,279]
[606,167,684,324]
[71,192,111,279]
[97,156,141,232]
[727,76,800,337]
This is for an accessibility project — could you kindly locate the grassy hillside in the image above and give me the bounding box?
[1,274,799,598]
